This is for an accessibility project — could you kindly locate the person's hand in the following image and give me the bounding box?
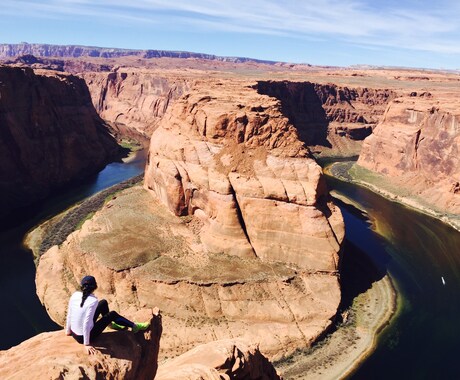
[85,345,97,355]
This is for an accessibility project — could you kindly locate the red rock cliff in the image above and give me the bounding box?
[255,80,395,155]
[82,69,193,138]
[358,97,460,216]
[0,66,121,217]
[144,79,344,269]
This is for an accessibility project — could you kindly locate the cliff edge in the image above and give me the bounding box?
[0,66,122,218]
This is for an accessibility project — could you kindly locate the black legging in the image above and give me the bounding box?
[72,299,134,344]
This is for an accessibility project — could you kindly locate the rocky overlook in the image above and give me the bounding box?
[0,66,121,218]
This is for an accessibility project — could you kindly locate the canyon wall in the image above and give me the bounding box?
[82,69,193,138]
[357,96,460,216]
[81,76,394,155]
[256,81,395,156]
[0,66,122,218]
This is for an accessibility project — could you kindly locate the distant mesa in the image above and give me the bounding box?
[0,42,288,65]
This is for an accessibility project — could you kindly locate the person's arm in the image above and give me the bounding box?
[82,300,98,347]
[65,296,72,336]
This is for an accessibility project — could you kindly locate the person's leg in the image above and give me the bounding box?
[93,299,110,323]
[90,310,135,341]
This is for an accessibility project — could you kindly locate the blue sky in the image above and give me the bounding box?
[2,0,460,69]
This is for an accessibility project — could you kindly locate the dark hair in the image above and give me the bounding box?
[80,275,97,307]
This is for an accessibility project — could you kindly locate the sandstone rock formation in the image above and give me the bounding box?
[156,339,281,380]
[82,69,192,138]
[357,96,460,216]
[0,66,122,218]
[144,79,344,268]
[0,309,161,380]
[256,80,395,156]
[0,311,282,380]
[36,78,346,364]
[37,185,342,361]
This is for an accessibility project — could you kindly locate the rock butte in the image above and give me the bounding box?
[1,46,459,377]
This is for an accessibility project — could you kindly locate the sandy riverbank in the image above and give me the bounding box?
[325,162,460,232]
[275,274,397,379]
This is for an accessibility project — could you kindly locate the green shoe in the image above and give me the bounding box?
[110,322,127,330]
[132,322,150,333]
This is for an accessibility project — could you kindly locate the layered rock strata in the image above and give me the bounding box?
[0,66,121,217]
[0,42,279,64]
[82,69,192,138]
[144,80,344,268]
[357,96,460,216]
[255,81,395,156]
[37,79,345,363]
[37,185,342,360]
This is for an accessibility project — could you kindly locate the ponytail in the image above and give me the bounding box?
[79,275,97,307]
[80,286,92,307]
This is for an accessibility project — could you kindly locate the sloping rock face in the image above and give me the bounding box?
[144,80,344,269]
[0,310,161,380]
[0,66,121,217]
[255,81,395,156]
[82,69,192,138]
[156,339,281,380]
[357,97,460,215]
[37,185,342,361]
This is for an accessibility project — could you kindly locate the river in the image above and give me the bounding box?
[325,174,460,380]
[2,154,460,380]
[0,150,146,350]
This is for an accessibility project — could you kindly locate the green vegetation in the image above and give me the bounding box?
[37,174,143,257]
[75,212,95,230]
[119,138,142,152]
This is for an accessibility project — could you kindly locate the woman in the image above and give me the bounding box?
[65,275,150,355]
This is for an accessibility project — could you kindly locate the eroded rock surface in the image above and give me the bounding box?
[358,96,460,215]
[144,80,344,269]
[0,309,161,380]
[37,79,345,363]
[37,186,342,361]
[156,339,281,380]
[255,80,395,156]
[82,69,192,138]
[0,65,121,217]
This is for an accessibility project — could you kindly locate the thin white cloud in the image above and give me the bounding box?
[2,0,460,55]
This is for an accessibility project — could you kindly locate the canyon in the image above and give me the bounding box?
[0,65,122,220]
[1,45,460,378]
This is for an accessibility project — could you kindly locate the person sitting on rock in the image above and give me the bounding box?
[65,275,150,355]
